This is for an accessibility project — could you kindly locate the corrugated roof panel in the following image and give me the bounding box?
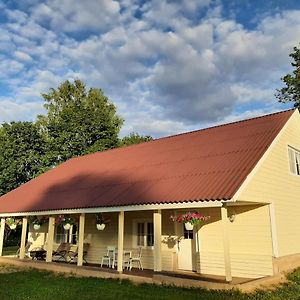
[0,109,295,213]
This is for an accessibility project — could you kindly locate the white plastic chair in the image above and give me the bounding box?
[101,246,115,268]
[129,247,143,271]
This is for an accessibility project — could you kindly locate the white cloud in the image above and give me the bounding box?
[231,83,275,104]
[32,0,121,32]
[17,70,63,98]
[0,60,24,75]
[14,51,32,62]
[0,99,45,123]
[0,1,299,137]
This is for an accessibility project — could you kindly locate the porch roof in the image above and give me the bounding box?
[0,109,295,214]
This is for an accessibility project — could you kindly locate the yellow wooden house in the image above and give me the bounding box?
[0,109,299,282]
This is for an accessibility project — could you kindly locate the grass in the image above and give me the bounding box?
[2,246,18,256]
[0,264,300,300]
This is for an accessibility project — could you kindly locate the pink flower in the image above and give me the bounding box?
[170,212,210,225]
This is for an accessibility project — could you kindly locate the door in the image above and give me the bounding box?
[178,224,195,271]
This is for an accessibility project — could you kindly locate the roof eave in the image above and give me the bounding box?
[0,199,228,217]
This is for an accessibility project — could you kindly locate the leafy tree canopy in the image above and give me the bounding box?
[0,79,152,195]
[277,44,300,107]
[0,122,48,195]
[38,79,124,164]
[120,132,153,147]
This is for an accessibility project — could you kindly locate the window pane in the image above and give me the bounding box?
[147,222,154,246]
[71,224,77,245]
[288,148,296,174]
[296,153,300,175]
[183,224,193,239]
[55,225,78,245]
[137,223,144,246]
[55,226,66,244]
[288,147,299,175]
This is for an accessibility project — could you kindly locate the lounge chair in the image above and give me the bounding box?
[52,242,71,262]
[66,243,90,264]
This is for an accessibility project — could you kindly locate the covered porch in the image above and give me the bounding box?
[0,200,276,283]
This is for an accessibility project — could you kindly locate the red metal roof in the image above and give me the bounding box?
[0,109,295,213]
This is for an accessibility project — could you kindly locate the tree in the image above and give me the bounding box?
[276,44,300,107]
[0,80,152,195]
[120,132,153,147]
[0,122,48,196]
[37,79,123,164]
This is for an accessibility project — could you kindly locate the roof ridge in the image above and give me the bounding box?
[149,108,295,142]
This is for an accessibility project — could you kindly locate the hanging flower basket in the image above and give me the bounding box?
[56,214,75,230]
[95,213,110,230]
[63,223,71,230]
[9,224,17,230]
[96,223,106,230]
[33,224,41,230]
[184,222,194,230]
[6,218,17,230]
[170,212,210,230]
[29,216,48,230]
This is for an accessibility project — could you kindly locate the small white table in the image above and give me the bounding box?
[113,250,132,269]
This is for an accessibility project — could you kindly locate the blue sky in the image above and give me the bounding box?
[0,0,300,137]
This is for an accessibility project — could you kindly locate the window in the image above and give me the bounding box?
[55,225,77,245]
[137,222,145,246]
[183,225,193,239]
[147,222,154,246]
[288,146,300,175]
[135,221,154,247]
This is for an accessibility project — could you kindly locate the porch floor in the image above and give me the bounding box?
[88,263,249,284]
[0,256,273,292]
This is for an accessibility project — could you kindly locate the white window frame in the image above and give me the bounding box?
[288,146,300,176]
[132,219,154,249]
[54,224,78,245]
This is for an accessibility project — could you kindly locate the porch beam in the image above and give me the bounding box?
[117,211,124,273]
[77,213,85,266]
[154,209,162,272]
[19,217,28,259]
[46,216,55,263]
[0,218,5,256]
[221,206,232,282]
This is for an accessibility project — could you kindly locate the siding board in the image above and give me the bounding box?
[239,111,300,257]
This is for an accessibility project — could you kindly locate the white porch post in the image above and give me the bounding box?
[117,211,124,273]
[77,213,85,266]
[0,218,5,256]
[46,216,55,262]
[154,209,162,272]
[221,206,232,282]
[19,217,28,259]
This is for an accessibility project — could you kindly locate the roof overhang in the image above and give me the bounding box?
[0,199,231,217]
[225,200,268,206]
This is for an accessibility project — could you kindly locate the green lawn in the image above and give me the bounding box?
[0,264,300,300]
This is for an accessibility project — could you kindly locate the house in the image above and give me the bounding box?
[0,108,299,282]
